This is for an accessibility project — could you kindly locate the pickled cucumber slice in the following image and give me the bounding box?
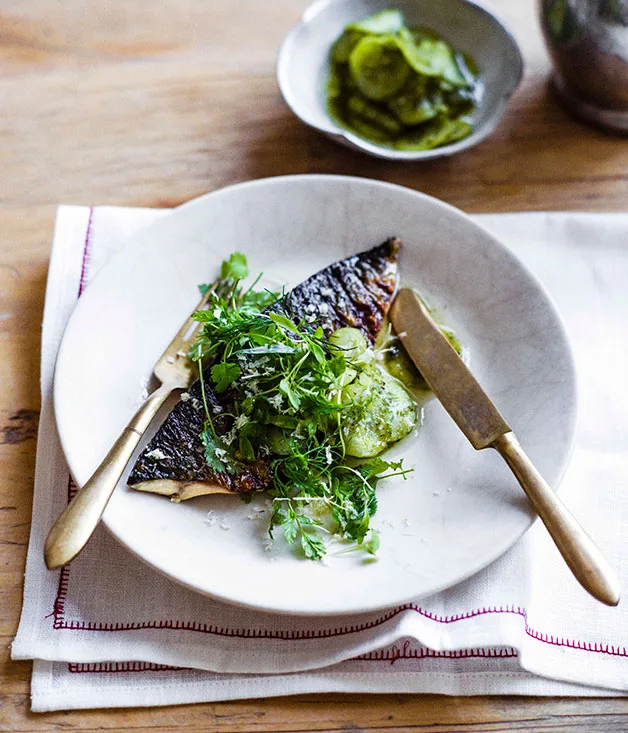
[349,36,411,101]
[342,365,417,458]
[331,29,364,64]
[332,9,406,64]
[329,327,369,360]
[326,9,477,151]
[349,8,404,34]
[345,115,392,143]
[395,27,467,87]
[330,327,370,386]
[387,76,446,126]
[395,116,471,151]
[348,95,402,134]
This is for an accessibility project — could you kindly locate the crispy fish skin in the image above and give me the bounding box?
[276,238,400,343]
[128,239,400,497]
[128,374,270,496]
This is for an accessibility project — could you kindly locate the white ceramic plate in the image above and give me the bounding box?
[54,175,577,616]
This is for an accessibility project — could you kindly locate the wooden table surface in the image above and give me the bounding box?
[2,0,628,730]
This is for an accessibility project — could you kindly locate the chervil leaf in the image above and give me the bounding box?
[200,427,227,473]
[301,530,326,560]
[211,362,241,392]
[282,515,298,545]
[361,456,390,477]
[220,252,248,281]
[360,530,380,556]
[242,289,277,310]
[192,309,218,323]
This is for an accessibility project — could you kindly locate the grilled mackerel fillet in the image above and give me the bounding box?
[128,238,400,499]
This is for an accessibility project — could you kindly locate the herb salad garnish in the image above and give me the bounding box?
[188,253,414,560]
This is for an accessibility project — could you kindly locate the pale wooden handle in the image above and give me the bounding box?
[493,432,620,606]
[44,385,172,569]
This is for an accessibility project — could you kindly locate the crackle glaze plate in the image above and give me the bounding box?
[53,175,577,615]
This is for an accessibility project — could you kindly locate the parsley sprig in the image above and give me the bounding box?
[189,253,411,559]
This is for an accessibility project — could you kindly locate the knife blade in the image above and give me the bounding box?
[389,288,620,607]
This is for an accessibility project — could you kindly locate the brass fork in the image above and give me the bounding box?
[44,285,215,570]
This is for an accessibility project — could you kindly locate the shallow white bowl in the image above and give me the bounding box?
[277,0,524,160]
[54,175,576,615]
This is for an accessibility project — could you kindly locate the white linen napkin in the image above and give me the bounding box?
[12,206,628,711]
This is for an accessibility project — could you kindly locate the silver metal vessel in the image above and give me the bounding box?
[539,0,628,132]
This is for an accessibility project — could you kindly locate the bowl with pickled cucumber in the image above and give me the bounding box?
[277,0,523,160]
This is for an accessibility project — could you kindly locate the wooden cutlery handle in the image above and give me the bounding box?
[492,432,620,607]
[44,384,172,570]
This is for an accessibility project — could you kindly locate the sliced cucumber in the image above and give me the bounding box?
[349,36,410,101]
[342,365,417,458]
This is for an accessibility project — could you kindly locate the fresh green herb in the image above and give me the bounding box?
[211,362,241,393]
[327,9,479,151]
[191,253,414,560]
[360,530,381,556]
[220,252,249,281]
[335,529,381,558]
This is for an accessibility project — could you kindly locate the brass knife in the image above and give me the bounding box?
[389,288,620,607]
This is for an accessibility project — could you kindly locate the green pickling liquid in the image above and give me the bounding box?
[376,299,464,395]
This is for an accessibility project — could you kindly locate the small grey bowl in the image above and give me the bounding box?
[277,0,524,160]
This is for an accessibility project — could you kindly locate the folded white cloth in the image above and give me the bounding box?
[12,206,628,711]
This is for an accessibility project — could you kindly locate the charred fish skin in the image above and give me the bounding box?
[128,239,401,495]
[127,370,270,494]
[277,237,400,342]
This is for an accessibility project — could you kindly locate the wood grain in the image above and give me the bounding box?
[1,1,627,212]
[2,0,628,729]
